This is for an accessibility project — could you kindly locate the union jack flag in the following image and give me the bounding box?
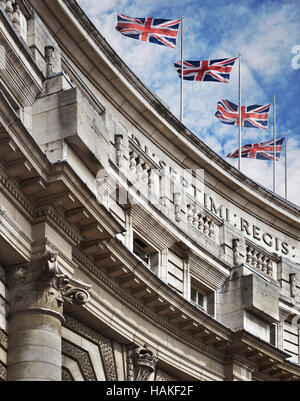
[215,99,271,129]
[227,137,284,160]
[116,15,181,48]
[174,57,237,83]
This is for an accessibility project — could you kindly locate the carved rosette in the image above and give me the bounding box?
[7,252,91,320]
[128,344,158,381]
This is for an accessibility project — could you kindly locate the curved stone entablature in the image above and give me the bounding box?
[0,0,299,382]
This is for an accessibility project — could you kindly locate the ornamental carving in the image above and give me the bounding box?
[0,361,7,382]
[62,339,97,381]
[0,329,7,351]
[7,251,91,317]
[127,344,158,381]
[64,315,117,381]
[62,367,74,382]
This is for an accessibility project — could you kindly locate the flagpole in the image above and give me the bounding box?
[238,54,242,171]
[180,16,184,123]
[273,94,276,193]
[285,133,288,200]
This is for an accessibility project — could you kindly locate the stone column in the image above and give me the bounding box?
[7,252,91,381]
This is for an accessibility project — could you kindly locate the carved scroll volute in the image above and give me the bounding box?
[127,344,158,381]
[7,252,91,319]
[59,276,91,306]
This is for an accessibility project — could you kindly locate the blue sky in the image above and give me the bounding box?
[78,0,300,206]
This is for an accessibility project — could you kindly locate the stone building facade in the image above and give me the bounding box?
[0,0,300,382]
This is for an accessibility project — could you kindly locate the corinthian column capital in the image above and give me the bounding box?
[7,251,91,320]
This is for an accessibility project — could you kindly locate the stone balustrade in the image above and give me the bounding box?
[245,243,274,277]
[129,150,151,187]
[187,203,215,240]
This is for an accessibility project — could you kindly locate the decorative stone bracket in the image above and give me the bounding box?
[7,251,91,320]
[127,344,158,381]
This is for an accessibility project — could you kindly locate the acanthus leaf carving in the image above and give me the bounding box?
[7,251,91,316]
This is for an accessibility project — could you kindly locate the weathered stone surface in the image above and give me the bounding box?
[0,0,299,383]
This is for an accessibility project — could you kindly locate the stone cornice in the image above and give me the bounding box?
[225,354,257,372]
[72,248,228,364]
[36,206,83,246]
[232,330,297,364]
[47,162,125,237]
[0,167,36,219]
[105,237,232,335]
[0,206,32,259]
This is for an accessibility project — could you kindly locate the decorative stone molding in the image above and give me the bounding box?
[72,249,227,362]
[0,360,7,381]
[62,367,74,382]
[64,314,117,381]
[62,339,97,381]
[127,344,158,381]
[36,207,83,246]
[225,354,257,373]
[0,329,7,351]
[7,251,91,319]
[0,169,36,218]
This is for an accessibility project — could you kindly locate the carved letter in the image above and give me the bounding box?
[262,232,273,247]
[241,218,251,235]
[253,226,261,241]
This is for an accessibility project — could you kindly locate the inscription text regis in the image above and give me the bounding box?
[131,134,291,256]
